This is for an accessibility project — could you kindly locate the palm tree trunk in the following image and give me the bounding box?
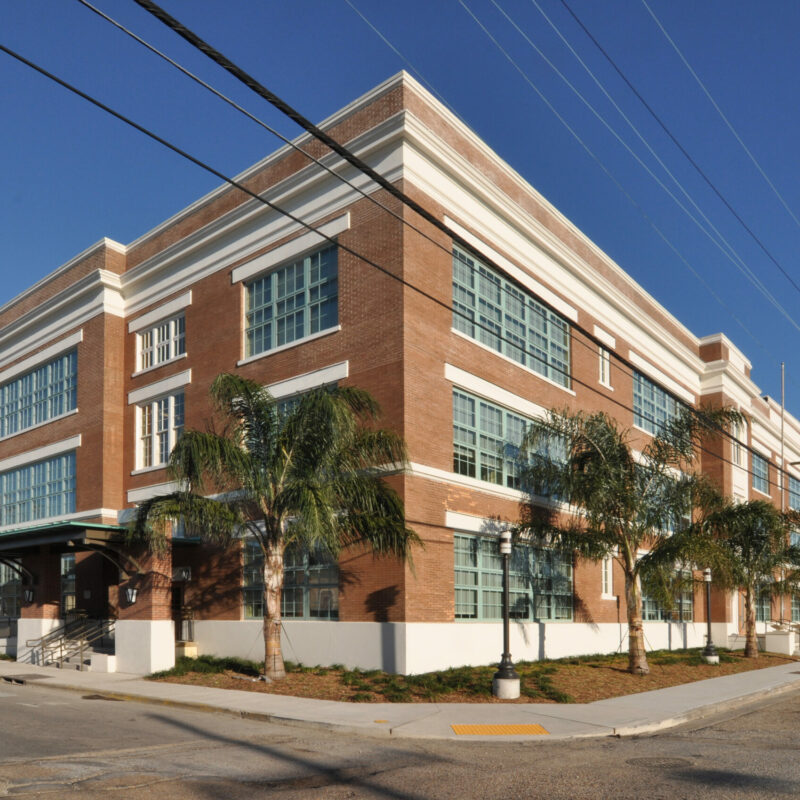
[625,571,650,675]
[744,586,759,658]
[263,539,286,679]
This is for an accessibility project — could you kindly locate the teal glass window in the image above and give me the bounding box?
[752,453,769,495]
[633,371,679,435]
[454,534,572,621]
[755,586,771,622]
[0,452,76,527]
[0,350,77,438]
[245,245,338,357]
[792,594,800,623]
[452,389,563,490]
[788,476,800,510]
[452,247,570,387]
[243,540,338,620]
[641,571,694,621]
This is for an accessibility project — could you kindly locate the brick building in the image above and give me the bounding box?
[0,72,797,674]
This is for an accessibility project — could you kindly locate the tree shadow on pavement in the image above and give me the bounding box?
[144,711,442,800]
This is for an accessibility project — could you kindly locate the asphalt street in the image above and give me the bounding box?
[1,681,799,798]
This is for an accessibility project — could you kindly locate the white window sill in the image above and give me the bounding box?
[0,408,79,443]
[237,325,341,367]
[599,381,614,391]
[131,352,188,379]
[450,327,575,396]
[752,487,772,498]
[131,464,169,476]
[601,593,616,601]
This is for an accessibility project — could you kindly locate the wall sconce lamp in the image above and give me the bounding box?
[23,588,34,604]
[124,586,139,605]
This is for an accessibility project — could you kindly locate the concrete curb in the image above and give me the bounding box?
[610,678,800,737]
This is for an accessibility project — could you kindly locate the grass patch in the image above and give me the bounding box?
[149,654,262,680]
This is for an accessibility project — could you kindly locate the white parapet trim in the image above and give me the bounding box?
[115,620,175,675]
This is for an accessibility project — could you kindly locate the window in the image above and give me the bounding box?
[452,389,563,490]
[731,420,745,467]
[245,245,338,358]
[454,533,572,621]
[0,560,21,618]
[60,553,76,614]
[752,453,769,495]
[0,452,76,527]
[0,350,77,438]
[138,392,184,469]
[599,347,611,387]
[452,247,571,388]
[601,556,613,598]
[792,594,800,623]
[789,476,800,511]
[790,530,800,548]
[633,371,679,435]
[243,539,339,620]
[756,586,771,622]
[138,315,185,371]
[641,571,694,621]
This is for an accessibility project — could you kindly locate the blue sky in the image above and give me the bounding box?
[3,1,800,413]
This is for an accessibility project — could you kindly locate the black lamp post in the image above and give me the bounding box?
[492,530,520,699]
[703,568,719,664]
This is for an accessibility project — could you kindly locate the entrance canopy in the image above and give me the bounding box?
[0,521,143,582]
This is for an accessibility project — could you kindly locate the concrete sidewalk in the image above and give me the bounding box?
[2,659,799,742]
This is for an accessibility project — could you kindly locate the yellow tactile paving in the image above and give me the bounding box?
[451,723,549,736]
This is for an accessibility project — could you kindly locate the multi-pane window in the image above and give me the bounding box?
[755,587,771,622]
[452,389,562,490]
[138,315,185,371]
[0,350,77,438]
[788,476,800,510]
[452,247,571,388]
[454,534,572,621]
[601,556,613,597]
[0,452,76,527]
[792,594,800,623]
[245,245,338,358]
[599,347,611,387]
[633,371,679,435]
[138,392,184,469]
[641,571,694,621]
[752,453,769,495]
[731,420,745,467]
[0,560,21,618]
[243,539,339,620]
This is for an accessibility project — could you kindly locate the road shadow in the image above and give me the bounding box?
[144,711,442,800]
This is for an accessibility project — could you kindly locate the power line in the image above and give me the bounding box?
[129,0,800,420]
[557,0,800,304]
[640,0,800,234]
[459,0,800,342]
[0,29,790,492]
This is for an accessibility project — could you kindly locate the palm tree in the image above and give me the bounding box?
[132,373,419,679]
[689,500,800,658]
[517,406,736,675]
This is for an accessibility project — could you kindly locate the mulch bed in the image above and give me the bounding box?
[152,650,798,704]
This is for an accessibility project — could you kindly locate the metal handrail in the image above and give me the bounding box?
[26,618,115,669]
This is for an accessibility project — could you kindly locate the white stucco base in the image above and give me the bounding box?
[115,620,175,674]
[0,637,16,658]
[16,618,60,664]
[193,620,742,675]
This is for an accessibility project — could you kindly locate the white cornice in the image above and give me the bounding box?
[0,271,123,366]
[0,238,125,322]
